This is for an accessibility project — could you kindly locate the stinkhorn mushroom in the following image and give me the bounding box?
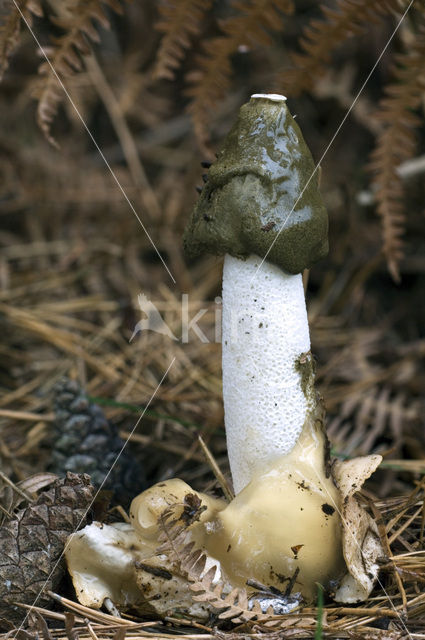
[183,93,383,602]
[182,94,343,600]
[66,94,384,614]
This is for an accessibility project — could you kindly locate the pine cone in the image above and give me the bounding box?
[0,472,94,624]
[49,378,144,507]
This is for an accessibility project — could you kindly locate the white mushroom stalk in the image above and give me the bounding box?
[222,254,311,493]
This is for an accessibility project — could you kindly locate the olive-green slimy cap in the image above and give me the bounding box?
[183,94,328,275]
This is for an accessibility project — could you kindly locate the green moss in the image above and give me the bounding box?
[183,96,328,274]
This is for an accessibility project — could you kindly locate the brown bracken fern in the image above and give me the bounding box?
[185,0,294,154]
[152,0,213,81]
[157,499,285,626]
[279,0,401,95]
[2,1,423,279]
[0,0,42,81]
[33,0,124,147]
[368,23,425,283]
[280,0,425,280]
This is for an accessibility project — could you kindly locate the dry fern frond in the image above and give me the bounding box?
[0,0,42,81]
[186,0,294,153]
[189,568,269,624]
[280,0,401,95]
[156,503,191,563]
[328,386,416,459]
[156,498,288,626]
[152,0,213,81]
[368,24,425,282]
[33,0,124,147]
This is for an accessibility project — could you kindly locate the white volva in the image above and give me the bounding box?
[222,253,311,493]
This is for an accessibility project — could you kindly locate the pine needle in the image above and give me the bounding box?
[198,435,233,502]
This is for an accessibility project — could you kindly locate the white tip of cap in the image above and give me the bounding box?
[251,93,287,102]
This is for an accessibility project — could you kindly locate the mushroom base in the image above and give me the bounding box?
[202,410,345,602]
[65,420,383,613]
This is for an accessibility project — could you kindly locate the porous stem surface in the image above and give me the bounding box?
[222,253,311,493]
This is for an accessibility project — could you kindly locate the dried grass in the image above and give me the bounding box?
[0,1,424,637]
